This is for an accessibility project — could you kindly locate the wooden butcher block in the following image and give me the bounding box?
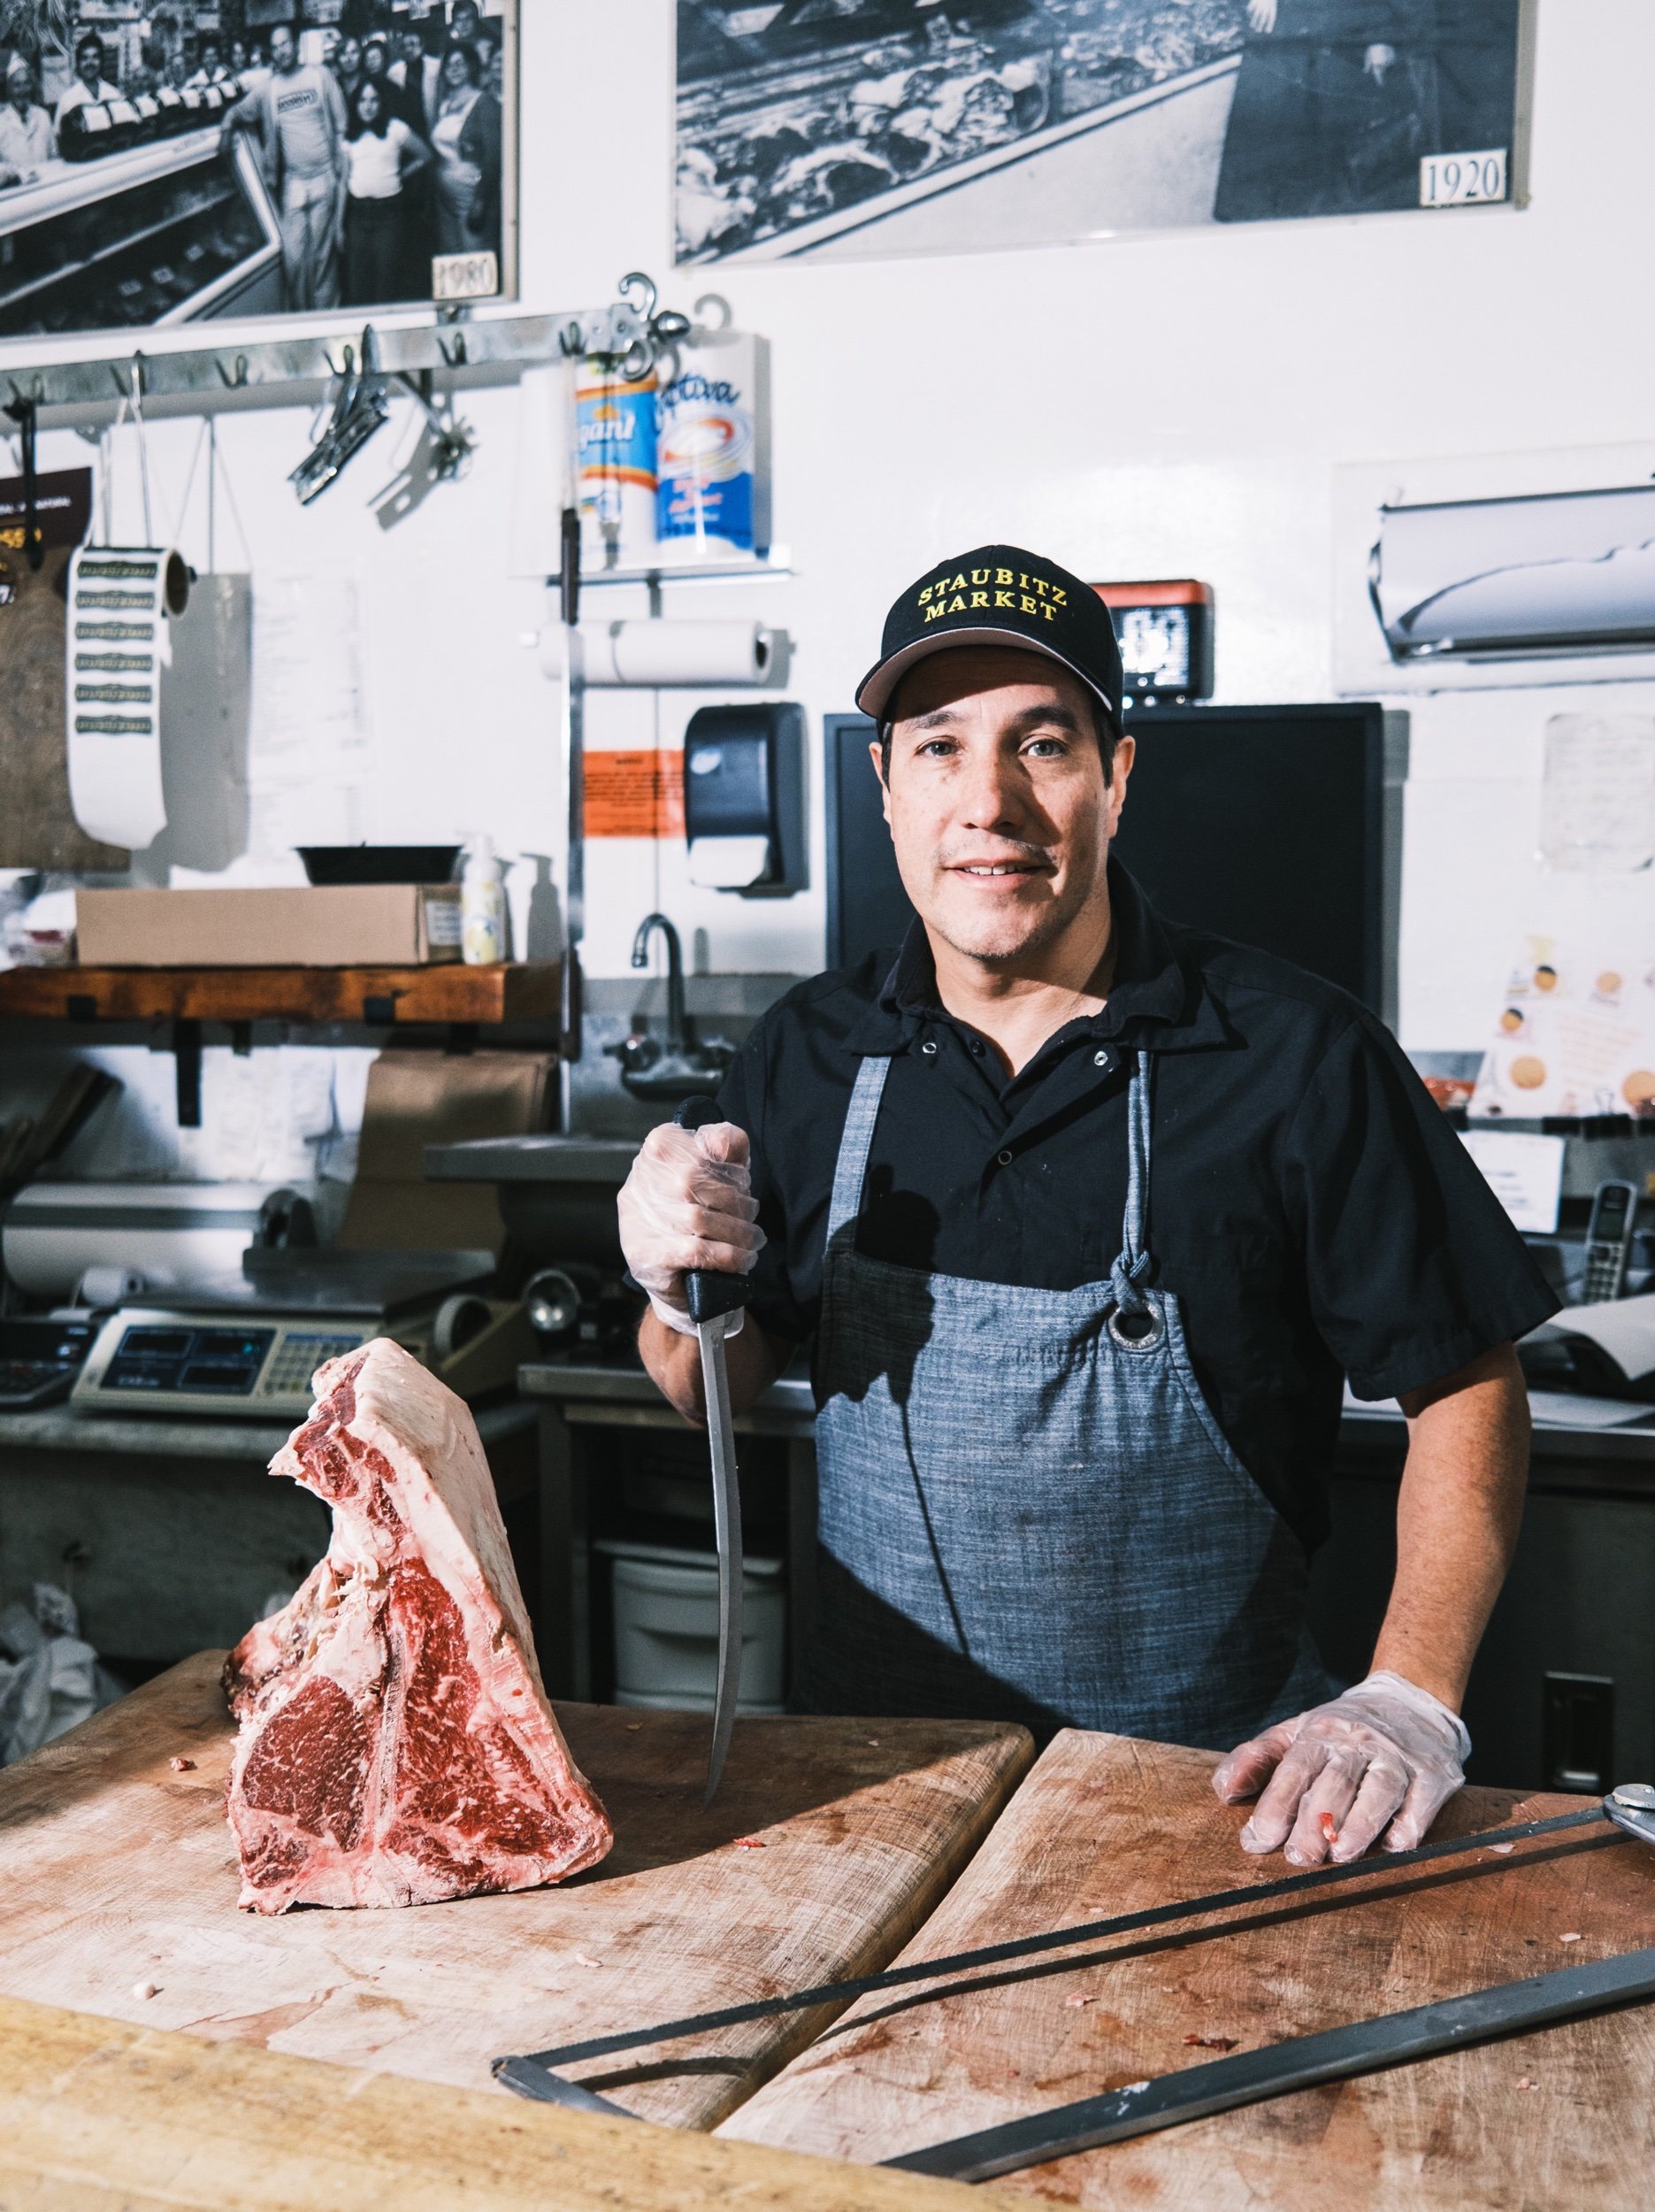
[0,1652,1031,2131]
[724,1732,1655,2208]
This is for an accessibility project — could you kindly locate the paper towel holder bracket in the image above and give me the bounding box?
[682,703,806,898]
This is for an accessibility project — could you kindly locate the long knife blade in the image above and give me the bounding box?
[885,1943,1655,2182]
[697,1306,744,1806]
[672,1094,752,1807]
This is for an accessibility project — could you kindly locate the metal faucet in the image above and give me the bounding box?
[631,911,687,1055]
[608,911,735,1103]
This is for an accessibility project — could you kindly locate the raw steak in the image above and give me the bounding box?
[224,1339,611,1913]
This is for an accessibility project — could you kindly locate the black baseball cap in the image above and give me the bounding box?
[855,543,1123,731]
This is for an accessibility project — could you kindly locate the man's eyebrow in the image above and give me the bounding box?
[897,701,1085,735]
[1003,703,1085,734]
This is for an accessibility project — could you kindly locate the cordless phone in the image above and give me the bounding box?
[1581,1179,1639,1304]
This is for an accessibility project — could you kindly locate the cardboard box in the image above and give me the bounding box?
[73,885,464,967]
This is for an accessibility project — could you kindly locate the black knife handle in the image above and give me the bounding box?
[674,1095,753,1325]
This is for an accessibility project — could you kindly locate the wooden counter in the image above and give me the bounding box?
[0,1990,1000,2212]
[0,963,562,1025]
[0,1653,1031,2131]
[724,1732,1655,2205]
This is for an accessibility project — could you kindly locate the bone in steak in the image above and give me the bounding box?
[224,1339,611,1912]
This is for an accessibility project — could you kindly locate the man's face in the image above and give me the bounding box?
[77,44,103,91]
[875,647,1132,968]
[271,27,295,73]
[453,3,480,38]
[402,31,425,64]
[203,43,221,73]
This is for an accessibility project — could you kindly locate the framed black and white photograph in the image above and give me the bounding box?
[676,1,1531,264]
[0,2,517,342]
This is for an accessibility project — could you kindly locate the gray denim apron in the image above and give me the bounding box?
[804,1048,1330,1747]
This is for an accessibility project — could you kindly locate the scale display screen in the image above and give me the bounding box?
[100,1324,276,1398]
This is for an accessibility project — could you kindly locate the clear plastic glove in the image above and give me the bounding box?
[617,1118,764,1338]
[1212,1671,1469,1866]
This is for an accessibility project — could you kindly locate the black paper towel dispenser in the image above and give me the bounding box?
[683,703,805,896]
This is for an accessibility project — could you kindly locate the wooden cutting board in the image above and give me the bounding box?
[0,1652,1031,2131]
[0,1992,1009,2212]
[724,1731,1655,2206]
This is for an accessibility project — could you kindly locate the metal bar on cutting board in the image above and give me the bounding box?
[493,1802,1612,2089]
[885,1943,1655,2183]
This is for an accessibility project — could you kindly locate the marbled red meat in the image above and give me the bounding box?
[223,1340,611,1912]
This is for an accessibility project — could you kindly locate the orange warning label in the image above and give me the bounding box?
[583,750,686,839]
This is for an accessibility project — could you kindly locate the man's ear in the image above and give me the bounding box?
[867,737,893,829]
[1105,731,1135,835]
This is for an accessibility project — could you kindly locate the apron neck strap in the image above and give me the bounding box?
[827,1053,893,1239]
[829,1044,1155,1303]
[1110,1049,1155,1312]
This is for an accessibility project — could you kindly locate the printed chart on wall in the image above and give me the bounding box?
[1471,939,1655,1123]
[676,0,1531,264]
[0,2,516,342]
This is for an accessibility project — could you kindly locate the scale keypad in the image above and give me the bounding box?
[259,1331,371,1398]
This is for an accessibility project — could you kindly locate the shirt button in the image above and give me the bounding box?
[996,1148,1013,1166]
[920,1040,938,1056]
[969,1040,985,1057]
[1093,1049,1110,1068]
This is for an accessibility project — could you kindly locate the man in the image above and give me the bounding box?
[1215,0,1442,222]
[225,23,348,312]
[187,37,229,88]
[620,545,1557,1867]
[331,30,364,105]
[0,53,52,188]
[448,1,494,67]
[53,31,119,144]
[390,23,440,130]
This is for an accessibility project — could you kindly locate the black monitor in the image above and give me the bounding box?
[823,704,1401,1020]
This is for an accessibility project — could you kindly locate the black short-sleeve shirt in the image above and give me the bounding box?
[715,862,1558,1551]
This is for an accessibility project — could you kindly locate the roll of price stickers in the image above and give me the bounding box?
[65,547,190,851]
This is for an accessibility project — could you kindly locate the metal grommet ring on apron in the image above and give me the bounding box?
[1106,1301,1163,1350]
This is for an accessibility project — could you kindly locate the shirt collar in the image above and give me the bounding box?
[847,858,1228,1056]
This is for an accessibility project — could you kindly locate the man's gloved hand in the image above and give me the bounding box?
[1212,1671,1469,1865]
[617,1118,764,1338]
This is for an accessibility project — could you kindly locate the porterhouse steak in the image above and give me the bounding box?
[224,1339,611,1912]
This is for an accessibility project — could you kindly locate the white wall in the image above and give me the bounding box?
[11,0,1655,1052]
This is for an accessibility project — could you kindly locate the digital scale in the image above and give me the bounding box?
[69,1249,528,1419]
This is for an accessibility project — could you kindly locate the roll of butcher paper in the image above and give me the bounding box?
[65,546,190,850]
[540,618,777,688]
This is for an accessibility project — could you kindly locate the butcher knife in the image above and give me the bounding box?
[673,1094,751,1805]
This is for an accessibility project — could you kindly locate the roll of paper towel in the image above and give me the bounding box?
[577,357,657,570]
[540,618,778,688]
[2,1180,283,1297]
[78,1263,147,1309]
[65,546,190,850]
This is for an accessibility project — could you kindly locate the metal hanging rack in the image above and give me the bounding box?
[0,272,685,417]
